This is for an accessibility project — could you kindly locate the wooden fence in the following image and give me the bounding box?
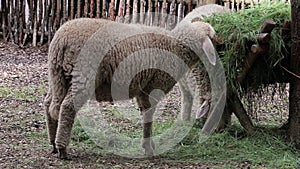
[0,0,290,46]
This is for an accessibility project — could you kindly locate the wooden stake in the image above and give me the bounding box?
[145,0,153,26]
[160,0,167,28]
[55,0,61,28]
[13,0,19,44]
[167,0,176,30]
[139,0,145,24]
[37,0,43,45]
[38,0,43,27]
[40,0,47,45]
[96,0,100,18]
[19,0,25,46]
[8,0,13,42]
[109,0,115,20]
[124,0,130,23]
[237,19,276,83]
[102,0,106,18]
[153,0,159,26]
[178,0,183,23]
[117,0,125,23]
[227,88,255,134]
[230,19,276,133]
[44,0,50,44]
[77,0,81,18]
[90,0,94,18]
[70,0,74,19]
[49,0,56,44]
[63,0,67,22]
[84,0,88,17]
[132,0,138,24]
[33,15,37,46]
[2,0,7,40]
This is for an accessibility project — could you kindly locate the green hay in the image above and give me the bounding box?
[203,2,291,92]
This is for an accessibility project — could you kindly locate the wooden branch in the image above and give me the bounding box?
[228,88,255,133]
[251,44,269,54]
[231,19,276,133]
[260,19,276,33]
[238,19,276,83]
[256,33,270,44]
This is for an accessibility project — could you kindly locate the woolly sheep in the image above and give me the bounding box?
[44,4,226,159]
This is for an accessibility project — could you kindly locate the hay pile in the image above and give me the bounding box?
[203,2,291,93]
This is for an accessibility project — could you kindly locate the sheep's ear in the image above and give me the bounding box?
[202,37,217,66]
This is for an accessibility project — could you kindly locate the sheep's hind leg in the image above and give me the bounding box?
[55,89,76,159]
[44,87,58,154]
[137,94,157,157]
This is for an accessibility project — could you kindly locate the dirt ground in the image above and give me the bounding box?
[0,40,292,168]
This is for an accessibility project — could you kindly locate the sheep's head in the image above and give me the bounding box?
[177,21,217,66]
[190,20,216,39]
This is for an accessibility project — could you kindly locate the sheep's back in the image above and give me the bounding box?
[48,18,111,80]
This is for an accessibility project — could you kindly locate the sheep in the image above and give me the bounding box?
[175,4,230,123]
[44,4,227,159]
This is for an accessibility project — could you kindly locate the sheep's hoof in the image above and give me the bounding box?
[51,147,58,154]
[142,138,155,157]
[144,148,154,157]
[57,148,68,160]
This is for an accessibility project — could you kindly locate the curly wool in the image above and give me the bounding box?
[44,5,223,158]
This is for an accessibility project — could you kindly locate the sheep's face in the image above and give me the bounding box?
[185,21,217,66]
[190,21,216,40]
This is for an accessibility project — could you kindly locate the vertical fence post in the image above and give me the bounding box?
[0,0,291,45]
[139,0,145,24]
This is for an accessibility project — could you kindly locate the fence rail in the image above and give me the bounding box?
[0,0,290,46]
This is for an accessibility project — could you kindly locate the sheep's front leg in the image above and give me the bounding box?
[44,87,58,154]
[55,89,76,159]
[178,80,193,121]
[136,94,156,156]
